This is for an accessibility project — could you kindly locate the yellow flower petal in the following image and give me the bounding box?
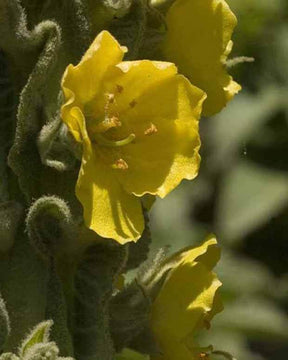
[151,236,222,360]
[76,146,144,243]
[101,61,205,198]
[170,234,220,270]
[70,107,144,243]
[61,30,126,141]
[163,0,241,116]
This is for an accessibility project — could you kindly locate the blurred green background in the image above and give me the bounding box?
[150,1,288,359]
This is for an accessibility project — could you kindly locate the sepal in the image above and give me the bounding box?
[110,281,151,352]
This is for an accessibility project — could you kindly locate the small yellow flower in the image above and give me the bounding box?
[151,235,223,360]
[61,31,206,244]
[162,0,241,116]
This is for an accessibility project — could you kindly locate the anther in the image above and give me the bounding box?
[104,93,115,117]
[113,159,128,170]
[107,93,115,103]
[144,123,158,136]
[94,116,122,133]
[129,99,137,108]
[110,115,121,127]
[116,84,123,93]
[199,353,209,359]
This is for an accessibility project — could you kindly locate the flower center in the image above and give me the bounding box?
[91,92,135,148]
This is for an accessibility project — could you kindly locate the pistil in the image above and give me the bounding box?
[93,133,135,147]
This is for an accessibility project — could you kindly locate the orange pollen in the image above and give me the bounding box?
[107,93,115,103]
[110,115,122,127]
[144,123,158,136]
[116,84,123,93]
[113,159,129,170]
[94,116,121,133]
[199,353,209,359]
[129,99,137,108]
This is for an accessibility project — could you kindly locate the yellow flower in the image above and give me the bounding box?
[61,31,206,244]
[162,0,241,116]
[151,235,223,360]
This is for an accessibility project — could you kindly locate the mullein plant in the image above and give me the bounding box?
[0,0,240,359]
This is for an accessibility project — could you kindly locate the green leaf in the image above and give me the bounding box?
[110,281,151,352]
[216,160,288,244]
[0,231,49,352]
[109,0,147,60]
[20,320,53,357]
[0,201,23,253]
[209,89,285,168]
[0,294,10,351]
[25,196,76,258]
[73,241,128,360]
[0,50,16,202]
[7,17,62,201]
[0,353,19,360]
[37,109,77,172]
[45,263,73,357]
[125,212,151,271]
[22,342,59,360]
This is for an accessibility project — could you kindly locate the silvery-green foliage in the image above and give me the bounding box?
[26,196,76,258]
[7,16,62,200]
[0,354,19,360]
[109,0,166,60]
[19,320,53,357]
[0,51,15,202]
[0,295,10,352]
[125,212,152,271]
[45,265,73,357]
[110,281,152,352]
[0,201,23,253]
[73,242,128,360]
[103,0,132,17]
[1,320,74,360]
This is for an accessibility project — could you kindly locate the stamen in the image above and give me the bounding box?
[94,116,122,133]
[110,115,122,127]
[107,93,115,104]
[94,133,135,147]
[112,159,129,170]
[116,84,123,93]
[104,93,115,116]
[129,99,137,108]
[144,123,158,136]
[199,353,209,359]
